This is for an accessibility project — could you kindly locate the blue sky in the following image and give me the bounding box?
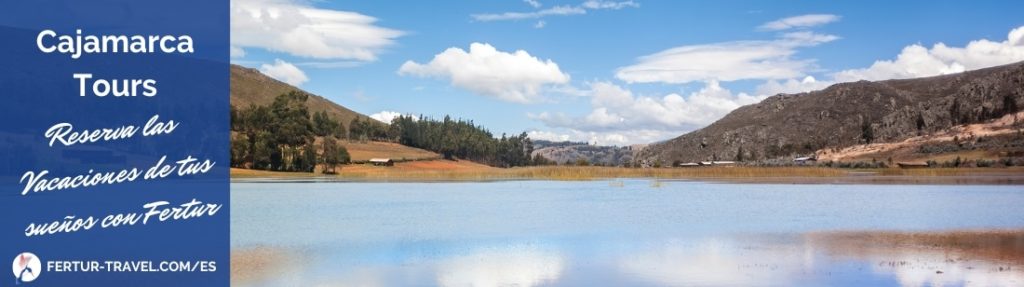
[231,0,1024,145]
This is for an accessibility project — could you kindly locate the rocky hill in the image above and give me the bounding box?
[637,61,1024,165]
[532,140,636,166]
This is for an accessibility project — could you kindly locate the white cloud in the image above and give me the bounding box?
[756,76,833,96]
[369,110,418,124]
[758,25,1024,94]
[758,14,840,31]
[581,0,639,10]
[528,129,672,146]
[834,25,1024,82]
[534,20,546,29]
[472,5,585,21]
[259,59,309,86]
[780,31,840,46]
[523,0,542,8]
[230,46,246,58]
[471,1,637,22]
[615,32,838,84]
[293,61,364,69]
[231,0,403,61]
[531,81,765,145]
[398,43,570,103]
[527,130,571,142]
[581,80,762,129]
[533,15,842,144]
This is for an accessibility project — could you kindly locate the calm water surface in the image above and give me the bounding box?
[231,180,1024,286]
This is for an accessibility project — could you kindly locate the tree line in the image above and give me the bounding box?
[230,90,548,172]
[386,115,547,167]
[230,91,350,172]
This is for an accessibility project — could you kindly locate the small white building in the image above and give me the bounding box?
[369,158,394,166]
[793,156,817,165]
[698,161,736,166]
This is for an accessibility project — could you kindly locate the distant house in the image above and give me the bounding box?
[793,156,817,165]
[678,162,700,167]
[897,161,929,168]
[369,158,394,166]
[698,161,735,166]
[711,161,735,166]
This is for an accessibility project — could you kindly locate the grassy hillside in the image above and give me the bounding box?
[230,64,380,132]
[231,64,438,168]
[335,140,439,162]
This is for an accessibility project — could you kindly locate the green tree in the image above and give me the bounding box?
[298,140,317,172]
[312,111,337,137]
[368,113,537,168]
[338,145,350,164]
[230,105,240,131]
[861,116,874,144]
[237,105,272,167]
[349,117,367,141]
[1004,94,1019,115]
[321,138,350,174]
[231,90,317,171]
[575,157,590,166]
[270,91,313,147]
[230,134,249,167]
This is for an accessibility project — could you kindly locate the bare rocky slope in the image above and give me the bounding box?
[532,140,636,166]
[637,61,1024,165]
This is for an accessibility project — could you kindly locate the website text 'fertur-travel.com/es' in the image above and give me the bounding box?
[47,260,217,273]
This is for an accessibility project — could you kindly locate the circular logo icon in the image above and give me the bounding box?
[12,252,40,283]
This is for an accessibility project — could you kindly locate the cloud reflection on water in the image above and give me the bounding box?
[617,237,812,286]
[232,230,1024,286]
[436,244,564,287]
[615,231,1024,287]
[807,230,1024,287]
[872,251,1023,287]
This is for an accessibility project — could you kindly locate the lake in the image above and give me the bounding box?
[231,179,1024,286]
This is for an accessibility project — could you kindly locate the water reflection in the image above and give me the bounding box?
[231,181,1024,286]
[808,230,1024,287]
[436,245,564,287]
[233,230,1024,286]
[873,252,1022,287]
[231,244,565,287]
[618,238,810,286]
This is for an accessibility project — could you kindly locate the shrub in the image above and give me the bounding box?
[976,159,993,167]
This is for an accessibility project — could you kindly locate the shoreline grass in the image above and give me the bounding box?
[231,164,1024,182]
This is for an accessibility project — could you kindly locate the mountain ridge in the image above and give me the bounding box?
[637,61,1024,165]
